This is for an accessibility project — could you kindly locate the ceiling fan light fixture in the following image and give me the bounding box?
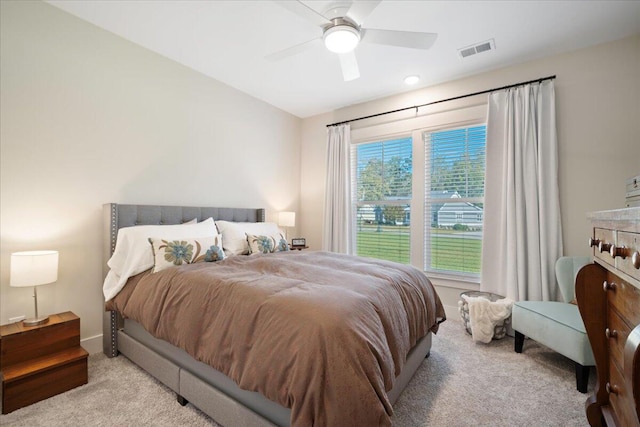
[323,25,360,53]
[404,75,420,85]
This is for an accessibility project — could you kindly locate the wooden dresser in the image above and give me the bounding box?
[576,207,640,427]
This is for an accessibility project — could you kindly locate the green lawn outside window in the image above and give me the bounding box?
[356,227,481,273]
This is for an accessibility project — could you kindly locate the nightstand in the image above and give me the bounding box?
[0,311,88,414]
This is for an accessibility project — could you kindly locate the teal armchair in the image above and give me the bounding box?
[512,256,594,393]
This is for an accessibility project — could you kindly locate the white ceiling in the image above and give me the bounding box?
[48,0,640,118]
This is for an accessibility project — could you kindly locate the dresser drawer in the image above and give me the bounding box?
[605,272,640,328]
[608,361,639,427]
[616,231,640,282]
[595,228,616,267]
[607,308,632,374]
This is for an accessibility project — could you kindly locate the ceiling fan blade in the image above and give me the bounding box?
[265,37,322,61]
[274,0,331,27]
[346,0,382,26]
[338,51,360,81]
[362,29,437,50]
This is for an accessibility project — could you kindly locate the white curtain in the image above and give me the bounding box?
[481,80,563,301]
[322,124,353,253]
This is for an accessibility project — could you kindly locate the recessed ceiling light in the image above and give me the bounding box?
[404,75,420,85]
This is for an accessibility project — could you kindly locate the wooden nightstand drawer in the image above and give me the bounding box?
[2,355,87,414]
[1,317,80,367]
[0,311,88,414]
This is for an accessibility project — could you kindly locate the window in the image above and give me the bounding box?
[352,137,412,264]
[349,103,487,282]
[424,125,486,277]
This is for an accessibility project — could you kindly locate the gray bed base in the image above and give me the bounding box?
[103,203,433,427]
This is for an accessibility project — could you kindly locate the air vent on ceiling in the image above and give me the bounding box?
[458,39,495,59]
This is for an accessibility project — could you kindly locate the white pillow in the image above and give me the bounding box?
[103,218,217,300]
[215,220,282,256]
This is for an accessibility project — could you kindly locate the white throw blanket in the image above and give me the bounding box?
[460,295,514,343]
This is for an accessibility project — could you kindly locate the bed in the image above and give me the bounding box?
[102,203,445,426]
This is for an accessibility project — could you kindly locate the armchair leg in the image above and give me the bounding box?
[575,363,590,393]
[514,331,525,353]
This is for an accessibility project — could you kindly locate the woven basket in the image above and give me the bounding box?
[458,291,511,340]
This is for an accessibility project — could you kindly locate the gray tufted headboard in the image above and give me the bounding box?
[102,203,265,356]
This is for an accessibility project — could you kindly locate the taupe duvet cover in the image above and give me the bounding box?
[107,251,445,426]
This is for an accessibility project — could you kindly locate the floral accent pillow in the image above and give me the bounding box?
[215,221,283,256]
[246,233,290,254]
[149,235,225,273]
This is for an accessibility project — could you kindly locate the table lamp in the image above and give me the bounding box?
[10,250,59,326]
[278,211,296,242]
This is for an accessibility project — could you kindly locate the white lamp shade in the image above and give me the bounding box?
[10,250,59,287]
[278,212,296,228]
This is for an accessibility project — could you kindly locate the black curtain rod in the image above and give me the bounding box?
[326,75,556,128]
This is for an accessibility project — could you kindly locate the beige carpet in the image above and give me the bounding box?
[0,318,593,426]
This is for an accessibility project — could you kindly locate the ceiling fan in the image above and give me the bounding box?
[267,1,438,81]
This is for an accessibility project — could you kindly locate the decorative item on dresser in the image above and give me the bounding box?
[576,207,640,427]
[627,174,640,207]
[0,311,88,414]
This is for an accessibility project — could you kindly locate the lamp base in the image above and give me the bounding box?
[23,316,49,326]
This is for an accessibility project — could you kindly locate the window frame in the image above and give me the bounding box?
[351,134,413,264]
[350,102,487,286]
[422,123,486,281]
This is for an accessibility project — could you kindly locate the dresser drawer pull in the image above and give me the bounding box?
[588,237,600,248]
[605,382,619,395]
[598,241,612,253]
[603,281,617,292]
[609,245,627,259]
[632,251,640,269]
[605,328,618,339]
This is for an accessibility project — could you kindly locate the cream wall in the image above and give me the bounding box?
[0,1,301,352]
[300,35,640,314]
